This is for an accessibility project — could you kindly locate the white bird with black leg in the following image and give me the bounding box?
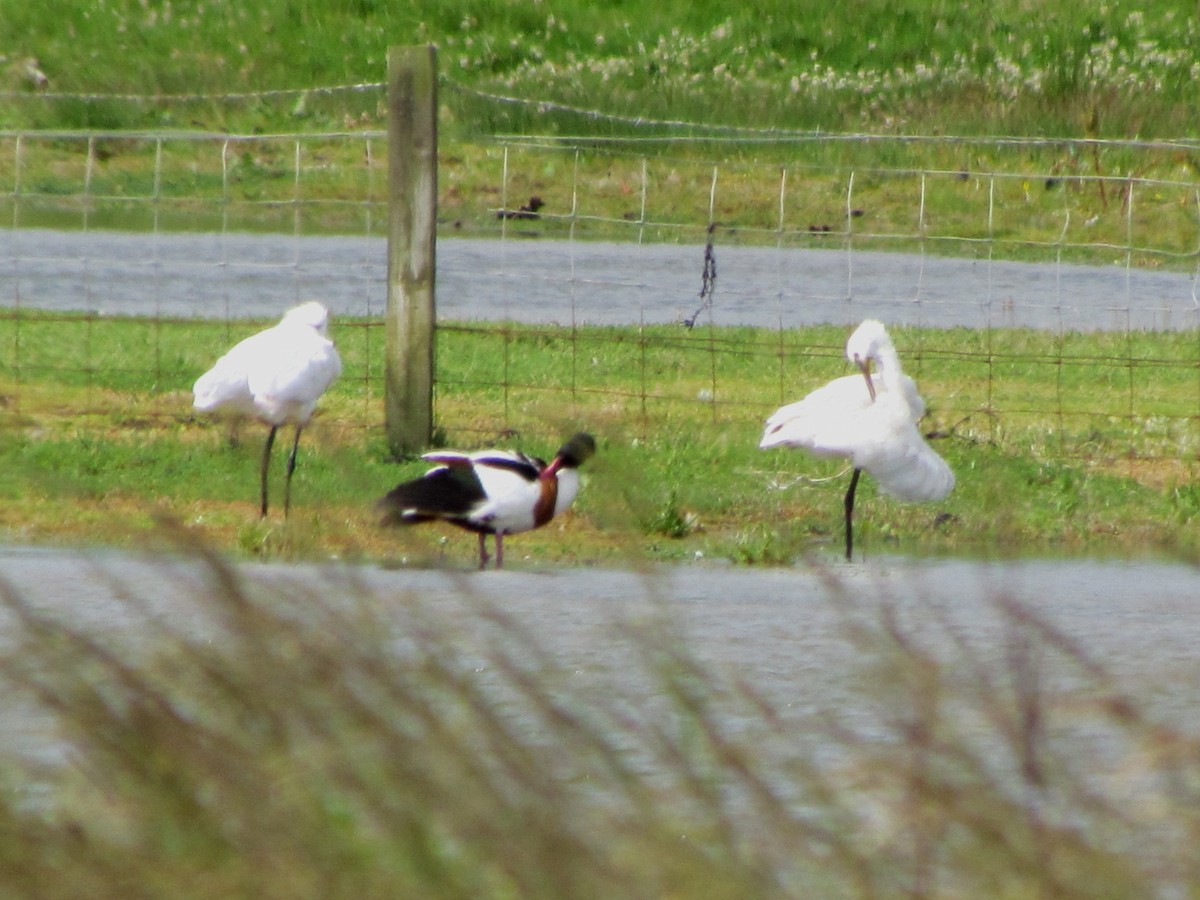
[193,301,342,518]
[759,319,954,560]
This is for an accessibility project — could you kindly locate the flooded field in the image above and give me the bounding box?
[2,543,1198,893]
[2,544,1197,743]
[5,228,1199,331]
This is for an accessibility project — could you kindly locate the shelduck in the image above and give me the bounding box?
[378,432,596,569]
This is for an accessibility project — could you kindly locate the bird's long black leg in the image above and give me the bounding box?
[283,425,303,519]
[843,467,862,562]
[260,425,278,518]
[477,533,489,570]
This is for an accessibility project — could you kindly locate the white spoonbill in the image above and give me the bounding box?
[378,433,596,569]
[193,301,342,517]
[759,319,953,560]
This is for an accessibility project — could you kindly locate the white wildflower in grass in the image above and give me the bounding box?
[471,1,1194,136]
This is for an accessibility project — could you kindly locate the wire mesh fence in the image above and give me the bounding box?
[2,80,1199,480]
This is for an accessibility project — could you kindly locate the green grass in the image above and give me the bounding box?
[1,1,1197,272]
[2,0,1196,137]
[7,131,1199,275]
[2,6,1198,890]
[2,312,1198,564]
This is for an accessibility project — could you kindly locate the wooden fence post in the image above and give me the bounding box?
[385,44,437,457]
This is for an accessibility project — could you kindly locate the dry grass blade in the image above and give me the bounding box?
[0,544,1196,897]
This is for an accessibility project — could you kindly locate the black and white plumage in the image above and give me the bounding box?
[760,319,953,560]
[378,433,596,569]
[193,301,342,518]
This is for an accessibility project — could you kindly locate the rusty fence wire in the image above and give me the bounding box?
[1,90,1199,481]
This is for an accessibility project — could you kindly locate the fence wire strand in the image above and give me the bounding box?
[1,85,1199,479]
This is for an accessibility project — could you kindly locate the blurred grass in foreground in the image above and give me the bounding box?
[0,533,1197,896]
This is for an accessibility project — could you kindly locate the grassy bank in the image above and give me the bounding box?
[2,313,1198,565]
[2,2,1197,275]
[1,3,1198,561]
[3,0,1196,138]
[4,130,1197,278]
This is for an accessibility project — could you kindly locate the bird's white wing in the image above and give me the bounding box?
[246,329,342,421]
[420,450,474,467]
[192,329,274,414]
[247,332,341,403]
[413,449,547,533]
[466,449,540,470]
[475,467,581,532]
[764,376,952,501]
[760,373,873,452]
[761,367,928,452]
[850,398,954,502]
[470,460,543,533]
[860,435,955,502]
[896,372,925,420]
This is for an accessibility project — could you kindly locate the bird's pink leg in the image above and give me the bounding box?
[477,532,489,570]
[495,533,504,569]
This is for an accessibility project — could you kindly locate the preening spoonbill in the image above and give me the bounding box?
[193,301,342,517]
[378,432,596,569]
[760,319,953,560]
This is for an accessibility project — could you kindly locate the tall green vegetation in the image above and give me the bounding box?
[1,0,1196,136]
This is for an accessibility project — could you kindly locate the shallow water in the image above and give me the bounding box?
[2,545,1197,731]
[1,541,1198,852]
[4,228,1198,331]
